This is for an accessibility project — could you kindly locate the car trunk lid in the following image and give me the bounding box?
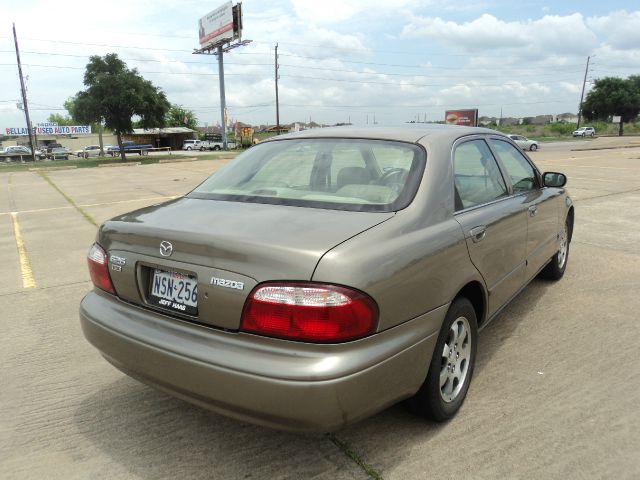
[98,197,393,330]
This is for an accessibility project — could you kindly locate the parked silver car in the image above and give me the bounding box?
[75,145,106,158]
[573,127,595,137]
[507,134,539,151]
[80,125,573,432]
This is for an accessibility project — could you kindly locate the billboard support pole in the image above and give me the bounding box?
[217,45,228,150]
[12,23,36,162]
[194,2,251,150]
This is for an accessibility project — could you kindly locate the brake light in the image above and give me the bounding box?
[87,243,116,294]
[241,282,378,342]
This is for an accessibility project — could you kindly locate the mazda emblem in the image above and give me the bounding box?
[159,241,173,257]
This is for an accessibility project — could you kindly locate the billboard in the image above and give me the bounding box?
[445,109,478,127]
[199,2,235,48]
[5,125,92,136]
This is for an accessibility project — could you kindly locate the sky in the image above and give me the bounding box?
[1,0,639,128]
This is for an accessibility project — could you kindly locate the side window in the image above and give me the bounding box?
[453,139,508,211]
[491,139,538,193]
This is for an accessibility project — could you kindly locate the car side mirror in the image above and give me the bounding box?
[543,172,567,188]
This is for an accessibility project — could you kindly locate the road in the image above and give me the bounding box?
[1,139,639,479]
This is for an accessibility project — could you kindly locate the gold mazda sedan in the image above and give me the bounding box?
[80,125,573,432]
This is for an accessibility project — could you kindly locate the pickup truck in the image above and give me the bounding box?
[198,139,236,151]
[108,141,153,156]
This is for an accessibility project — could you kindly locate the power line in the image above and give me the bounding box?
[278,63,583,79]
[279,73,580,88]
[0,50,585,81]
[278,52,588,70]
[0,49,272,67]
[0,34,598,60]
[0,63,264,77]
[281,99,568,108]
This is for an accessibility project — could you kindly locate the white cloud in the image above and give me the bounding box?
[402,13,599,56]
[587,10,640,51]
[291,0,422,24]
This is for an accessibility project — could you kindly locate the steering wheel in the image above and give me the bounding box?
[378,168,408,186]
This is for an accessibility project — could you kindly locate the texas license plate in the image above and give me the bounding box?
[149,269,198,315]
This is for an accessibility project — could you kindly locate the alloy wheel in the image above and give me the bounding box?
[558,223,568,269]
[440,316,472,403]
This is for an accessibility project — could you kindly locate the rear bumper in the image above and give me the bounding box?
[80,291,444,432]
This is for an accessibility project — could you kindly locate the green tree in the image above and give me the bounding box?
[47,113,75,126]
[582,76,640,136]
[70,53,170,161]
[165,104,198,130]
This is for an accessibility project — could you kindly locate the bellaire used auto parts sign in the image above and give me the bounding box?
[5,125,92,136]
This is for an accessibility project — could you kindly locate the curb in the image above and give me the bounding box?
[98,162,141,167]
[159,157,198,164]
[28,166,78,171]
[570,144,640,152]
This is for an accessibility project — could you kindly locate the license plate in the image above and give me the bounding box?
[149,269,198,315]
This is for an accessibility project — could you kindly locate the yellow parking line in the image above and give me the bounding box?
[10,212,37,289]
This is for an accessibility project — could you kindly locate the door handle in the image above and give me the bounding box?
[528,205,538,217]
[469,225,487,243]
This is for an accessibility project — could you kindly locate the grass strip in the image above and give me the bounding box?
[1,152,238,172]
[327,433,383,480]
[37,171,99,228]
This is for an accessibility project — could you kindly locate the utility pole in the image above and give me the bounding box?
[274,43,280,135]
[13,23,36,162]
[216,45,228,149]
[577,55,591,129]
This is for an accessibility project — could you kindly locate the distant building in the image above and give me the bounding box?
[478,116,498,126]
[125,127,197,150]
[556,113,579,123]
[531,115,553,125]
[262,125,290,134]
[499,117,521,126]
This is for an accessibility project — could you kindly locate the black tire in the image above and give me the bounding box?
[213,145,221,151]
[408,297,478,422]
[582,133,586,137]
[530,144,538,151]
[590,132,595,137]
[539,216,571,280]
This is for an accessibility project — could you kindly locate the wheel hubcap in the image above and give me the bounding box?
[440,316,472,403]
[557,224,568,269]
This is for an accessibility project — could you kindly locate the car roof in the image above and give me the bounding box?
[263,124,504,144]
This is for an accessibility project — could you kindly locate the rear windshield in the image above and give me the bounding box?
[188,138,426,212]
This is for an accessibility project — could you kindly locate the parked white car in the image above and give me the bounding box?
[182,139,201,151]
[507,134,539,152]
[572,127,595,137]
[75,145,105,158]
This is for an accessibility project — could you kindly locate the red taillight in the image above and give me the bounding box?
[87,243,115,294]
[241,282,378,343]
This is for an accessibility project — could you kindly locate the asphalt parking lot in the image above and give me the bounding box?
[1,139,639,479]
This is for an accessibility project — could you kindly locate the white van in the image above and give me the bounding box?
[182,139,201,150]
